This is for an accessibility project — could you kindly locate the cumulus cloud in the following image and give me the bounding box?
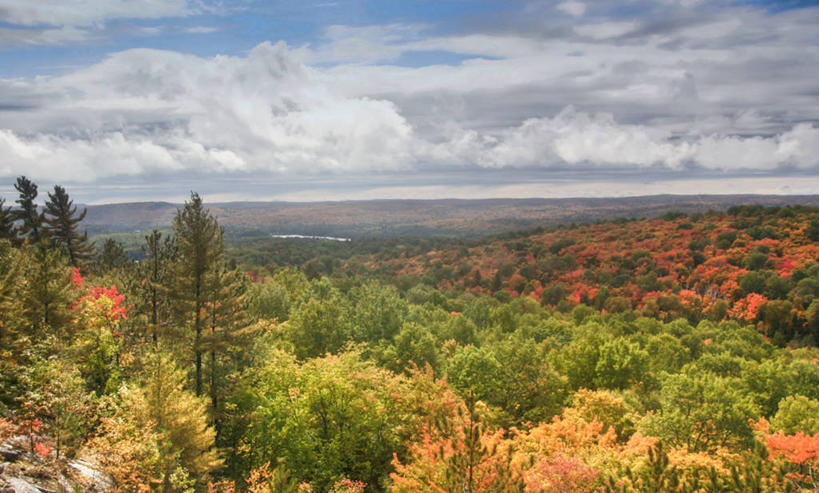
[420,107,818,171]
[0,40,817,184]
[0,42,417,181]
[1,0,818,189]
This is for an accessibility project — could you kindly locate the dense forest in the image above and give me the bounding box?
[2,176,819,492]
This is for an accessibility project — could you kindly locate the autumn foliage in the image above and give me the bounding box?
[2,183,818,493]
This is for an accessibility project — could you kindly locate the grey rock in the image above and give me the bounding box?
[4,477,41,493]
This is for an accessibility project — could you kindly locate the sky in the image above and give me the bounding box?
[0,0,818,204]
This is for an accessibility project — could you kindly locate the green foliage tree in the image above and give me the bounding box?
[140,229,175,343]
[172,192,223,396]
[247,281,290,322]
[805,299,819,338]
[233,350,410,491]
[203,262,248,434]
[97,237,129,273]
[446,346,505,408]
[770,395,819,435]
[377,321,439,374]
[558,333,603,390]
[22,245,75,331]
[11,175,45,243]
[594,337,649,390]
[72,290,126,396]
[739,271,767,295]
[351,280,407,342]
[641,371,759,452]
[0,240,27,410]
[491,333,568,424]
[18,356,92,459]
[806,215,819,242]
[287,278,352,359]
[0,240,25,350]
[43,185,94,266]
[0,198,14,239]
[604,442,796,493]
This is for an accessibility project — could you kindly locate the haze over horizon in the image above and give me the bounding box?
[1,0,818,203]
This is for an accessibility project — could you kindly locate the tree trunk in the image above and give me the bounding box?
[210,348,218,436]
[151,249,158,344]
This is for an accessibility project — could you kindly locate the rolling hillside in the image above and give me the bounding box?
[83,194,819,238]
[365,205,819,342]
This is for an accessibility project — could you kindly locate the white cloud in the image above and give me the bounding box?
[694,123,819,170]
[184,26,220,34]
[575,21,637,39]
[0,25,91,45]
[0,0,191,27]
[557,1,586,17]
[420,107,818,171]
[0,42,417,180]
[0,18,818,186]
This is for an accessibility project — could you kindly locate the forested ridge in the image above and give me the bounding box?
[2,177,819,492]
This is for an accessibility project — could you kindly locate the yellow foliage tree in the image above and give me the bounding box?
[93,350,220,492]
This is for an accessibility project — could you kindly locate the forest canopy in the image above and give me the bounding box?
[1,178,819,492]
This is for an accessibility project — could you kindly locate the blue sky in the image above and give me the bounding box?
[0,0,508,76]
[0,0,818,203]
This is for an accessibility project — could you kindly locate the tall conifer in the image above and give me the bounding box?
[12,176,45,243]
[140,230,174,344]
[97,237,129,273]
[44,185,95,266]
[0,198,14,239]
[22,245,74,331]
[172,192,222,396]
[0,240,25,372]
[204,262,248,434]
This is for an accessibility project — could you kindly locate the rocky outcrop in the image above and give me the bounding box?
[0,437,113,493]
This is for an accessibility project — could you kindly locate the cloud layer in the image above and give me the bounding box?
[0,0,817,194]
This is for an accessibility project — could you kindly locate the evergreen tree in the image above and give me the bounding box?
[92,350,220,490]
[0,240,24,342]
[0,198,14,239]
[141,351,220,488]
[204,262,248,435]
[0,240,26,406]
[44,185,95,266]
[12,176,45,243]
[97,237,129,272]
[172,192,222,396]
[140,230,175,344]
[22,245,75,332]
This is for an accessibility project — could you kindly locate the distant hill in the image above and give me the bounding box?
[82,194,819,238]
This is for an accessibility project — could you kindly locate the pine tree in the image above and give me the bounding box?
[0,240,26,406]
[203,262,248,435]
[97,237,129,273]
[44,185,95,266]
[172,192,223,396]
[0,240,24,342]
[140,350,220,488]
[140,230,175,344]
[12,176,45,244]
[92,349,220,490]
[22,245,75,332]
[0,198,14,239]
